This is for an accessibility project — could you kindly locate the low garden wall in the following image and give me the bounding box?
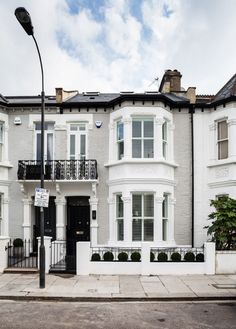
[216,250,236,274]
[76,242,215,276]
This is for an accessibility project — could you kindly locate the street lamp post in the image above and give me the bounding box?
[15,7,45,288]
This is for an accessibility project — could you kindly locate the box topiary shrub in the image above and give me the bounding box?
[158,252,168,262]
[131,251,141,262]
[91,253,101,261]
[118,252,128,262]
[13,238,23,247]
[184,252,195,262]
[103,251,114,261]
[196,253,204,262]
[150,252,155,262]
[171,252,181,262]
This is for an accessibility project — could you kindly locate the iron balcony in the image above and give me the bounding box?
[17,160,98,181]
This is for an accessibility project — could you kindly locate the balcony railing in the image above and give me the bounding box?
[17,160,98,181]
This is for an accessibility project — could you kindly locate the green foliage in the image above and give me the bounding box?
[91,253,101,261]
[131,251,141,262]
[157,252,168,262]
[171,252,181,262]
[103,251,114,261]
[196,253,204,262]
[118,252,128,262]
[184,252,195,262]
[205,196,236,250]
[150,252,155,262]
[13,238,23,247]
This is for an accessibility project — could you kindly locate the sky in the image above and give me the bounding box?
[0,0,236,96]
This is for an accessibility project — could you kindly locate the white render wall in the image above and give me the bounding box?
[194,103,236,247]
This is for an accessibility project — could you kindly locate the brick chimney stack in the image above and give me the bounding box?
[159,69,182,93]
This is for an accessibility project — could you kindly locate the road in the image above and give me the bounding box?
[0,300,235,329]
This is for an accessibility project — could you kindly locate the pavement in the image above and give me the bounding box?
[0,273,235,301]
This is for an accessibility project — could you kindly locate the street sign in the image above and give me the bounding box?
[34,188,49,208]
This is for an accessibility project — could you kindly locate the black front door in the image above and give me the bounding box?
[66,196,90,273]
[34,196,56,251]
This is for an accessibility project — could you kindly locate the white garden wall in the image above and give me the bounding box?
[216,250,236,274]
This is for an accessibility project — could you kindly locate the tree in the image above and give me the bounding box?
[205,196,236,250]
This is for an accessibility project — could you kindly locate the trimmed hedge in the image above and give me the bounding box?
[103,251,114,261]
[91,253,101,261]
[171,252,181,262]
[184,252,195,262]
[13,238,23,247]
[196,253,204,262]
[118,252,128,262]
[158,252,168,262]
[150,252,155,262]
[131,251,141,262]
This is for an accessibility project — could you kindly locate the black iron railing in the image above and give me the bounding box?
[17,160,98,181]
[50,240,66,272]
[7,239,38,268]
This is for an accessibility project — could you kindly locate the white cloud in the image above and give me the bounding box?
[0,0,236,96]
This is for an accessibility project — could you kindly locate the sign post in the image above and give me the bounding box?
[34,188,49,208]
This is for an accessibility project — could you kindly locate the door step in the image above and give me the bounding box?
[4,268,39,274]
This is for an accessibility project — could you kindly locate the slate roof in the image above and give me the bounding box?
[0,94,8,105]
[213,73,236,102]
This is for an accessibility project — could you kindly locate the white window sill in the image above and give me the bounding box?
[104,158,178,168]
[0,161,13,168]
[207,157,236,168]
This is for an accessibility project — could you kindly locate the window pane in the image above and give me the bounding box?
[132,140,141,158]
[132,120,141,137]
[0,194,2,218]
[116,195,123,218]
[0,144,2,161]
[218,140,228,159]
[132,194,142,217]
[162,122,167,140]
[144,219,153,241]
[118,141,124,160]
[47,133,53,160]
[144,194,154,217]
[70,125,77,131]
[144,140,153,158]
[0,124,3,143]
[162,194,168,218]
[45,122,54,130]
[163,141,167,159]
[80,135,86,158]
[132,218,142,241]
[117,121,124,140]
[117,219,124,241]
[70,135,75,159]
[79,124,86,131]
[36,133,41,161]
[218,121,228,140]
[162,219,168,241]
[144,120,153,137]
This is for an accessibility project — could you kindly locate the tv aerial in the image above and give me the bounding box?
[148,76,159,88]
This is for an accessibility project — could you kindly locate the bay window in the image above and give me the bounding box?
[132,118,154,158]
[162,121,168,159]
[132,194,154,241]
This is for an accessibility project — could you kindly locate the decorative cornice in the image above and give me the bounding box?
[227,119,236,126]
[22,198,32,205]
[107,197,115,204]
[208,180,236,188]
[155,118,165,125]
[108,178,176,187]
[209,123,216,131]
[3,198,9,204]
[121,196,131,203]
[155,196,164,203]
[54,124,67,131]
[123,117,132,125]
[169,197,176,205]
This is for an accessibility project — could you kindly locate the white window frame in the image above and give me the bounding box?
[217,120,228,160]
[132,193,154,241]
[35,122,55,161]
[68,123,88,160]
[116,120,124,160]
[116,194,124,241]
[162,193,169,241]
[0,194,2,220]
[132,117,154,159]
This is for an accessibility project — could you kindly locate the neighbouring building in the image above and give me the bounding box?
[0,69,235,273]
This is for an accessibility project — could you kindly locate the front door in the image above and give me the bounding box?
[66,196,90,273]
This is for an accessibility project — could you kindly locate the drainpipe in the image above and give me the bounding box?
[190,105,195,247]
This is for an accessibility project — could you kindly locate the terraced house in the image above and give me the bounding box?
[0,69,235,273]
